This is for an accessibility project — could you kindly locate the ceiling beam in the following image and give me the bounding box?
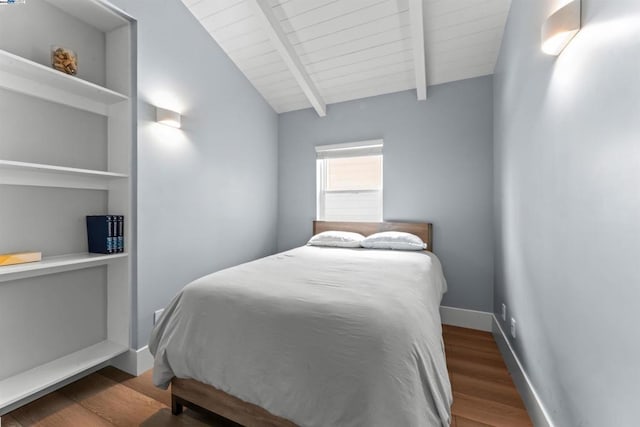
[409,0,427,100]
[248,0,327,117]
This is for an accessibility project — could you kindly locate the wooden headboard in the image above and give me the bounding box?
[312,221,433,252]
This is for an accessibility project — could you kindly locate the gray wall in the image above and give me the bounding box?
[111,0,279,348]
[494,0,640,425]
[278,78,494,312]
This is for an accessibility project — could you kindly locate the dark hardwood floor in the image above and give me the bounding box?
[2,325,532,426]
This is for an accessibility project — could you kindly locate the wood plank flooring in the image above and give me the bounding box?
[2,325,532,426]
[444,325,532,426]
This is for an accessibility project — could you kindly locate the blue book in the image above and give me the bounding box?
[117,215,124,253]
[86,215,116,254]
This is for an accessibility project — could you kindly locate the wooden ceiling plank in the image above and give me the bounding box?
[426,9,508,33]
[269,91,312,106]
[432,58,497,73]
[424,0,502,17]
[199,1,252,29]
[260,83,307,100]
[428,37,500,55]
[244,61,290,80]
[320,69,415,94]
[429,66,493,86]
[426,16,508,40]
[298,26,412,65]
[315,60,414,89]
[309,49,413,81]
[276,98,314,114]
[253,85,306,111]
[427,27,502,48]
[272,0,341,22]
[229,50,283,71]
[323,77,415,104]
[279,0,390,33]
[286,1,407,44]
[219,29,269,52]
[259,76,306,94]
[227,40,276,60]
[408,0,427,100]
[189,0,243,20]
[293,11,410,54]
[248,0,327,116]
[434,46,500,63]
[208,16,262,41]
[304,39,410,73]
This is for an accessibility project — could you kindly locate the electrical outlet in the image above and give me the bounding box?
[154,308,165,325]
[510,317,517,338]
[501,303,507,321]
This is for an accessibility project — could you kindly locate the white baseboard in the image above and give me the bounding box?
[110,346,153,376]
[440,306,493,331]
[492,315,554,427]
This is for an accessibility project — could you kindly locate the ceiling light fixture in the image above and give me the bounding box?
[542,0,581,56]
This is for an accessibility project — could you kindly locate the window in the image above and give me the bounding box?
[316,140,383,221]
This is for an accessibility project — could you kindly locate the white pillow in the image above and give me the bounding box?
[361,231,427,251]
[307,231,365,248]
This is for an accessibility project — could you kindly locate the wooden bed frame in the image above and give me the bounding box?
[171,220,433,426]
[312,220,433,251]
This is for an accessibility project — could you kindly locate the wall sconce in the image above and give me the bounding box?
[156,106,181,128]
[542,0,581,55]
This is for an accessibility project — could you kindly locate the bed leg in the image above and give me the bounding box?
[171,395,184,415]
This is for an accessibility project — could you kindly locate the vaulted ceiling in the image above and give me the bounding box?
[181,0,511,116]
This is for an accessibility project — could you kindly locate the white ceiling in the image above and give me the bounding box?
[182,0,511,116]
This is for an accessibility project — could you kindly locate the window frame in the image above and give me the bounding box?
[315,140,384,222]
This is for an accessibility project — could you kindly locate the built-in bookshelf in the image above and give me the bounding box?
[0,0,135,415]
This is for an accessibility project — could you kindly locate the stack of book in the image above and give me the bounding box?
[86,215,124,254]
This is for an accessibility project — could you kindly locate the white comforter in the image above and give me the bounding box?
[149,246,452,427]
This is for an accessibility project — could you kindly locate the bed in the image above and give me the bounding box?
[149,221,452,426]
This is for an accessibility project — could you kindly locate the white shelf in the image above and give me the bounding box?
[0,253,128,283]
[0,340,128,413]
[0,159,128,190]
[0,49,128,116]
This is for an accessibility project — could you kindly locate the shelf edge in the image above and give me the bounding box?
[0,159,129,178]
[0,340,128,414]
[0,253,128,283]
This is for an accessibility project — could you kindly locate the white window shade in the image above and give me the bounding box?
[316,140,383,222]
[315,140,383,159]
[322,190,382,222]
